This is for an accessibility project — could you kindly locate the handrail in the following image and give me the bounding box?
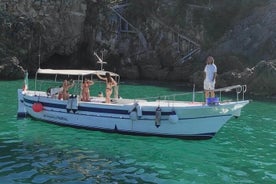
[191,85,242,94]
[136,85,247,102]
[242,85,247,100]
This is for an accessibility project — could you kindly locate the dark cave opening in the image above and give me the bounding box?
[41,43,96,70]
[42,54,72,69]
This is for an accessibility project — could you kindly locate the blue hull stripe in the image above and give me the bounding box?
[142,111,173,116]
[24,98,129,114]
[24,98,66,109]
[24,98,232,120]
[24,98,172,115]
[78,106,129,114]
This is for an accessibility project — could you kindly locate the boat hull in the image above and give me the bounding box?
[19,90,249,140]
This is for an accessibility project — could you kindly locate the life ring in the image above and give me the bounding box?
[32,102,43,112]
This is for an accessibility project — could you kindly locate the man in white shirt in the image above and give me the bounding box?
[204,56,217,99]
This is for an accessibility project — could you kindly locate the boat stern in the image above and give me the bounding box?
[17,89,27,118]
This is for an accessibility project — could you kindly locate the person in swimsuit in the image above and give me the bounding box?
[62,79,74,100]
[82,78,94,101]
[97,72,117,103]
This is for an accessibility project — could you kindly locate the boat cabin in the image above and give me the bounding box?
[34,68,120,102]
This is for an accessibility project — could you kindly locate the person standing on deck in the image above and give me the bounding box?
[62,79,74,100]
[204,56,217,99]
[97,72,117,103]
[82,78,94,101]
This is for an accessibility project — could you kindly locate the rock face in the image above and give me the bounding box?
[0,0,275,97]
[0,57,25,79]
[210,1,276,65]
[246,60,276,96]
[191,60,276,97]
[190,1,276,96]
[0,0,87,70]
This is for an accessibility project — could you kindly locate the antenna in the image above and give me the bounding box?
[94,52,107,71]
[38,36,41,69]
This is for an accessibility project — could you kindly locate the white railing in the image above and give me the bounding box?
[136,85,247,103]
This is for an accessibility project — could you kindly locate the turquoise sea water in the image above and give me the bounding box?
[0,80,275,184]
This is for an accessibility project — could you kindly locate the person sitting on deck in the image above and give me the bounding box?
[82,78,94,101]
[98,91,103,97]
[46,86,63,99]
[96,72,117,103]
[62,79,74,100]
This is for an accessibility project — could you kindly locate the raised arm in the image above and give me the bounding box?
[87,80,94,85]
[111,78,117,87]
[68,80,75,88]
[96,74,106,81]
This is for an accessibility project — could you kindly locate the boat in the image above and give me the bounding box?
[17,68,249,140]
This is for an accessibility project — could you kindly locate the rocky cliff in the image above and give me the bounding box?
[0,0,87,77]
[0,0,275,96]
[205,0,276,97]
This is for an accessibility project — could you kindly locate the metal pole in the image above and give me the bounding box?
[192,84,195,103]
[38,36,41,68]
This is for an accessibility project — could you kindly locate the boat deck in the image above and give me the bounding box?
[24,90,205,107]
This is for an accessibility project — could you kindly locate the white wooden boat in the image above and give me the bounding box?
[17,69,249,140]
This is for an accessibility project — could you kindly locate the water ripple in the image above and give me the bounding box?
[0,81,276,183]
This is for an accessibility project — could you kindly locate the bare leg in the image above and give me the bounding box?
[84,93,88,101]
[82,92,85,101]
[106,89,111,103]
[205,90,210,99]
[211,91,215,98]
[86,91,90,101]
[63,92,69,100]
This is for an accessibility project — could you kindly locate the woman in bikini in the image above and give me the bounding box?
[97,72,117,103]
[82,78,94,101]
[62,79,74,100]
